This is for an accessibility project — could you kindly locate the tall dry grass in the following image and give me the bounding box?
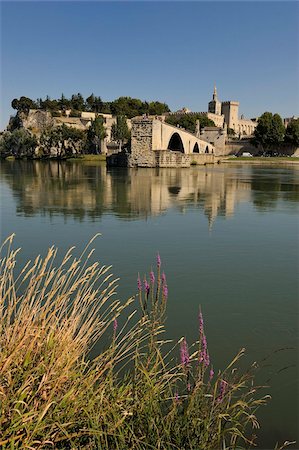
[0,235,292,449]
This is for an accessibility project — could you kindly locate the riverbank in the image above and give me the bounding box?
[221,156,299,165]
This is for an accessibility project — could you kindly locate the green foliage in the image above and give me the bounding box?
[0,129,37,158]
[285,118,299,146]
[58,93,71,111]
[86,116,107,154]
[70,93,85,111]
[111,115,131,146]
[11,96,38,113]
[69,109,82,117]
[253,112,285,149]
[110,97,170,118]
[148,101,170,115]
[227,127,236,136]
[40,95,59,112]
[39,125,86,158]
[110,96,144,118]
[11,95,170,119]
[86,93,104,113]
[165,114,215,133]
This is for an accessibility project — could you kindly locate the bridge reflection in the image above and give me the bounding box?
[1,160,298,228]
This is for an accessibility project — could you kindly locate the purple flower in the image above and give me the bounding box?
[137,275,142,292]
[157,253,161,268]
[199,310,204,336]
[113,319,118,333]
[217,380,228,403]
[150,271,155,284]
[199,331,210,367]
[144,279,150,295]
[174,392,179,402]
[187,383,191,392]
[209,367,214,381]
[180,338,190,367]
[162,272,166,284]
[162,284,168,299]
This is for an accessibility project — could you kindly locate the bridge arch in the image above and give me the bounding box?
[167,133,185,153]
[193,143,199,153]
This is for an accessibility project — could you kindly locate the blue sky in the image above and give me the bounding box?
[1,1,298,130]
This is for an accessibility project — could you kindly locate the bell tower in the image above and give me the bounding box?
[208,85,222,116]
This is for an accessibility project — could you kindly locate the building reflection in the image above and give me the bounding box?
[1,160,298,227]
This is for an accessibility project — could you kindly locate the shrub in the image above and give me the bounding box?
[0,236,271,449]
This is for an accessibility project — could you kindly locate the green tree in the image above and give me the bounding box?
[86,116,107,154]
[285,118,299,146]
[110,97,143,118]
[111,115,130,150]
[70,93,85,111]
[58,93,71,111]
[86,94,96,112]
[165,114,215,133]
[11,97,37,113]
[148,101,170,116]
[0,129,37,158]
[253,112,285,150]
[40,96,59,112]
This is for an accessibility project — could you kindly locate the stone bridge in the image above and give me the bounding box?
[107,117,216,168]
[133,118,215,155]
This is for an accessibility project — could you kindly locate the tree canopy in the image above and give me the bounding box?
[285,118,299,146]
[165,114,215,134]
[86,117,107,154]
[253,112,285,149]
[0,129,38,158]
[11,94,171,118]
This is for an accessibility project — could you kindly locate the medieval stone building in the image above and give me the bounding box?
[208,86,257,136]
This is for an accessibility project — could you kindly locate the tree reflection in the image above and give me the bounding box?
[1,161,298,226]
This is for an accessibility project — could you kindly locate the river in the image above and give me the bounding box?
[0,159,298,449]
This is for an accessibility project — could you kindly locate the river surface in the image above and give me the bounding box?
[0,160,298,449]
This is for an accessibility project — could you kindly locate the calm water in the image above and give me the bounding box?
[1,160,298,449]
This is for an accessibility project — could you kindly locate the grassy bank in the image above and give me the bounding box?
[222,156,299,164]
[67,154,106,162]
[0,236,293,449]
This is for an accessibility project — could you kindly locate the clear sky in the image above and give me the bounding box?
[1,1,298,130]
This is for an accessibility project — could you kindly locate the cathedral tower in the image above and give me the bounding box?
[208,85,222,116]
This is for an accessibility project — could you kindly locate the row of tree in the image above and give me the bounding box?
[253,113,299,149]
[0,114,131,159]
[11,95,170,119]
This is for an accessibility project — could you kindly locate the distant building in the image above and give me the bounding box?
[169,86,257,136]
[283,116,298,128]
[209,86,257,136]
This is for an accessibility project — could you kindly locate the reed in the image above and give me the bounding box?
[0,235,289,449]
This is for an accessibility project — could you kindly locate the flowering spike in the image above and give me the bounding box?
[137,275,142,292]
[157,253,161,268]
[162,284,168,299]
[199,310,204,336]
[209,367,214,381]
[150,271,155,284]
[217,379,228,403]
[180,338,190,367]
[144,279,150,295]
[162,272,166,284]
[113,319,118,333]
